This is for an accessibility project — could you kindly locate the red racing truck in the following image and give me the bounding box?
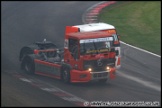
[19,23,120,83]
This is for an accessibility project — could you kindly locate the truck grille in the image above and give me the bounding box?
[84,58,115,72]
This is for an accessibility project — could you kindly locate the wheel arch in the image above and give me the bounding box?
[60,63,72,73]
[19,44,39,61]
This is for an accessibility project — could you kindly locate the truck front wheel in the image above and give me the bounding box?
[62,67,70,83]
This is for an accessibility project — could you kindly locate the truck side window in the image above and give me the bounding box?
[69,38,78,59]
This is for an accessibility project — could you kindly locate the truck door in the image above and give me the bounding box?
[67,38,80,69]
[69,38,79,59]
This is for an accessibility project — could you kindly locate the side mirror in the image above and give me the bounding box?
[117,34,120,39]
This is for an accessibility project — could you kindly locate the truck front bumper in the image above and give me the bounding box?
[70,67,116,83]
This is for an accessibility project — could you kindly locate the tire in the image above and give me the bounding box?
[98,79,108,83]
[61,67,70,83]
[23,57,35,74]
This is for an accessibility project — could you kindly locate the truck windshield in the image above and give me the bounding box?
[80,37,113,55]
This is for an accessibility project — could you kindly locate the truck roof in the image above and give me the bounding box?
[74,22,115,32]
[68,31,112,40]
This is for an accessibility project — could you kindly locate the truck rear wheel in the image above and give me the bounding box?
[62,67,70,83]
[22,57,35,74]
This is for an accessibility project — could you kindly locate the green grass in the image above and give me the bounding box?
[99,1,161,55]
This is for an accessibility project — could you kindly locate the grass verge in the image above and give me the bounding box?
[99,1,161,55]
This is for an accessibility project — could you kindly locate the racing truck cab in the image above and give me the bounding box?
[19,23,120,83]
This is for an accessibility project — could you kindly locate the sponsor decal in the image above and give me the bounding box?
[80,37,113,43]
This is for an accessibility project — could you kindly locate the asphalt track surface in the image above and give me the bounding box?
[1,1,161,107]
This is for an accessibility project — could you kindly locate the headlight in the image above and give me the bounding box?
[106,66,110,70]
[88,68,92,72]
[106,66,111,72]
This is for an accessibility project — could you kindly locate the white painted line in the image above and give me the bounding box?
[13,72,87,106]
[41,88,59,92]
[117,70,161,92]
[86,15,98,17]
[43,85,86,102]
[20,78,32,83]
[86,19,97,21]
[120,41,161,58]
[86,1,106,11]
